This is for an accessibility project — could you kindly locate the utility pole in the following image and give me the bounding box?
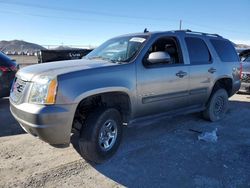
[179,19,182,30]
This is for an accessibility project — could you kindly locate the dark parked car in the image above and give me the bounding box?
[239,49,250,93]
[0,52,19,98]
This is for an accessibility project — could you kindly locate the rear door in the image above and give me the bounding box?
[184,36,216,107]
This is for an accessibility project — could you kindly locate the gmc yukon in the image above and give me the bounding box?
[10,30,241,163]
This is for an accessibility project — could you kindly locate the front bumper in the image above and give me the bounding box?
[10,101,76,145]
[239,82,250,93]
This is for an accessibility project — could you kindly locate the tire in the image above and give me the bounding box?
[203,88,229,122]
[78,108,123,164]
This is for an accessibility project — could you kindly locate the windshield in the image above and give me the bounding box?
[85,36,148,63]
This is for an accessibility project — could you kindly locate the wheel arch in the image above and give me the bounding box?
[207,77,233,105]
[72,88,133,131]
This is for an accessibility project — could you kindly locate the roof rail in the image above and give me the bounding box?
[175,30,222,38]
[175,29,192,32]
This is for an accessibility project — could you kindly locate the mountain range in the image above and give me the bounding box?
[0,40,46,53]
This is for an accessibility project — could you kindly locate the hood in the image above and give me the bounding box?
[17,59,116,81]
[242,62,250,73]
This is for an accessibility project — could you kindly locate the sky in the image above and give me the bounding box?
[0,0,249,47]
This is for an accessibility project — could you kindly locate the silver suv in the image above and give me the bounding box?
[239,49,250,93]
[10,30,241,163]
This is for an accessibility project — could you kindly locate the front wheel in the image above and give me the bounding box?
[203,88,229,122]
[78,108,123,163]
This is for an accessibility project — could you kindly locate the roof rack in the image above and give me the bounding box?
[175,30,222,38]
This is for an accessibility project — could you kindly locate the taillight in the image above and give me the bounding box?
[0,65,18,72]
[240,63,243,79]
[0,66,10,72]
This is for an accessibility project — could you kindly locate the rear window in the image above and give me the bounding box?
[0,52,15,67]
[210,39,239,62]
[185,37,211,65]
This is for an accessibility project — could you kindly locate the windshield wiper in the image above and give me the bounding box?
[88,56,103,60]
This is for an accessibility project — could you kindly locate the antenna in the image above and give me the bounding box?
[179,20,182,30]
[144,28,149,33]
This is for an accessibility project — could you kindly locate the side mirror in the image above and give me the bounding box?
[147,51,171,64]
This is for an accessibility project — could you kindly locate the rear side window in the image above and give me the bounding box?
[210,39,239,62]
[185,37,211,65]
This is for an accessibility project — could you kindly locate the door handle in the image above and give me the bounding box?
[176,71,187,78]
[208,67,216,74]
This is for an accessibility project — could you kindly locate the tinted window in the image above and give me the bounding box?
[185,37,211,65]
[0,52,15,67]
[210,39,239,62]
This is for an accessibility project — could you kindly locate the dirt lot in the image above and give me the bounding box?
[0,94,250,188]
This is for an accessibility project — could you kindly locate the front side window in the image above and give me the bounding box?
[143,37,183,66]
[85,36,148,63]
[185,37,211,65]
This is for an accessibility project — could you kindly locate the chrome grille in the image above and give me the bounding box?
[10,78,27,103]
[241,73,250,83]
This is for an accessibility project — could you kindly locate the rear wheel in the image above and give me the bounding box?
[203,88,229,122]
[78,108,123,163]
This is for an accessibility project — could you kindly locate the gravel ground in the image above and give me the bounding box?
[0,94,250,188]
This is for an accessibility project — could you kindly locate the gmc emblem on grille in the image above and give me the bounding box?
[16,83,24,93]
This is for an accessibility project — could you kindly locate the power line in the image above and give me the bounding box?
[0,9,174,28]
[0,0,178,23]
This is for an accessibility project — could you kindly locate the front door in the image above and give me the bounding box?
[136,36,189,117]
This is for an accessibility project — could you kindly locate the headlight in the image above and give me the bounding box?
[29,76,58,104]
